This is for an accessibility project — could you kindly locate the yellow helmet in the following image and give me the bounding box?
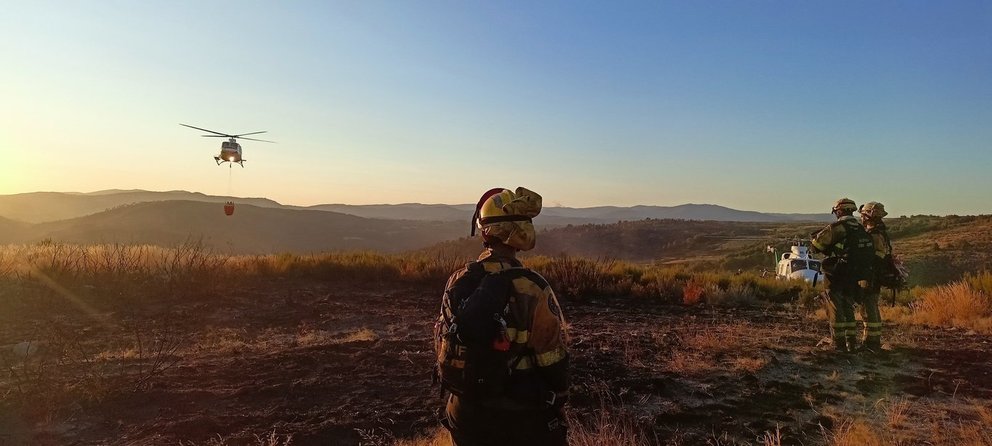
[471,187,543,251]
[832,198,857,214]
[859,201,888,219]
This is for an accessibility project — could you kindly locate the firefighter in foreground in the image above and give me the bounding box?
[434,187,569,446]
[811,198,876,352]
[859,201,896,352]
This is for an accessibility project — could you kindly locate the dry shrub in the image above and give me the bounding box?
[194,327,378,355]
[822,400,992,446]
[910,281,992,332]
[334,328,379,343]
[393,428,451,446]
[526,255,800,304]
[232,250,466,285]
[965,271,992,295]
[568,408,650,446]
[664,350,718,375]
[729,356,768,374]
[0,241,228,301]
[529,255,614,300]
[976,401,992,426]
[682,279,705,305]
[704,283,758,306]
[0,243,802,306]
[160,239,228,296]
[761,426,783,446]
[0,248,17,280]
[179,431,293,446]
[665,322,765,375]
[0,318,188,420]
[824,419,884,446]
[885,398,911,428]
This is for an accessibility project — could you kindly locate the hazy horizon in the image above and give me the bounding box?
[0,187,978,218]
[2,1,989,215]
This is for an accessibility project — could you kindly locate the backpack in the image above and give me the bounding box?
[824,219,876,282]
[434,261,529,400]
[867,226,907,289]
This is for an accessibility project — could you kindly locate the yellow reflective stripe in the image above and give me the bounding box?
[835,243,845,250]
[535,348,566,367]
[515,356,533,370]
[505,328,529,343]
[866,322,883,328]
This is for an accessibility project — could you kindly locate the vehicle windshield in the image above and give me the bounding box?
[791,260,808,271]
[808,260,821,272]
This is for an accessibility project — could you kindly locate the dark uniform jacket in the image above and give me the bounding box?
[438,245,569,407]
[811,215,861,257]
[864,221,897,291]
[865,221,892,259]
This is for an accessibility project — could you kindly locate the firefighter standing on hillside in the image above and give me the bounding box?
[434,187,569,446]
[811,198,876,352]
[859,202,893,352]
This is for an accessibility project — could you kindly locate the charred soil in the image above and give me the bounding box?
[1,280,990,445]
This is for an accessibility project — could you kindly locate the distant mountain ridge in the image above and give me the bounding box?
[0,190,833,224]
[5,200,465,254]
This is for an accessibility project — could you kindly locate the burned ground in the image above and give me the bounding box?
[1,279,990,445]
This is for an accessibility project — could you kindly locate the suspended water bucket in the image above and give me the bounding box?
[223,202,235,216]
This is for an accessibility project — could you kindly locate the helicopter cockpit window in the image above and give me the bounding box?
[791,260,807,271]
[808,260,821,272]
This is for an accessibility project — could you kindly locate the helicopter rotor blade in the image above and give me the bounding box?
[231,131,267,137]
[238,136,276,143]
[201,135,230,138]
[180,123,233,137]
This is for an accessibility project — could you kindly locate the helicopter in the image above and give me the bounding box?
[768,238,823,285]
[180,123,274,166]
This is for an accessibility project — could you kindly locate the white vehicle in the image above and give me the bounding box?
[771,241,822,285]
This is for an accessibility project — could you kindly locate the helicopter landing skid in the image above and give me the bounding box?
[214,157,245,167]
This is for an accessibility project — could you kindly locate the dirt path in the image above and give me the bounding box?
[1,281,989,445]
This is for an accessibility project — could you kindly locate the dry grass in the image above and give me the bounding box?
[884,398,911,428]
[0,242,817,309]
[879,273,992,333]
[0,241,466,299]
[397,409,654,446]
[911,282,992,329]
[820,398,992,446]
[193,327,379,356]
[393,428,451,446]
[824,419,885,446]
[526,254,803,304]
[179,430,294,446]
[810,272,992,334]
[665,349,719,376]
[567,408,651,446]
[662,322,777,376]
[729,356,769,374]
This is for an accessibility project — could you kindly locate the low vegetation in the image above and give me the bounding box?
[2,241,989,330]
[1,240,990,445]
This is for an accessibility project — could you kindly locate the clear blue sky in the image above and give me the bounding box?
[1,1,989,215]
